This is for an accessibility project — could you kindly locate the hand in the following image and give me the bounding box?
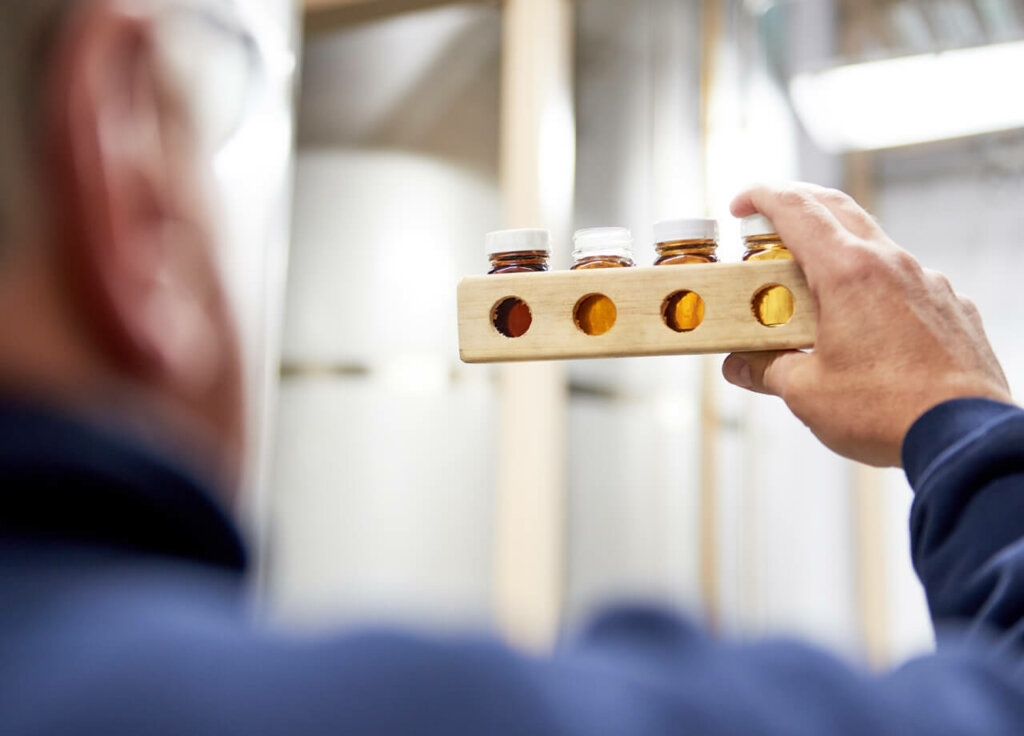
[722,183,1012,467]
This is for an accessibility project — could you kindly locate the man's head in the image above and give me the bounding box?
[0,0,245,494]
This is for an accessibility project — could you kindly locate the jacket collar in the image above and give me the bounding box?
[0,400,248,575]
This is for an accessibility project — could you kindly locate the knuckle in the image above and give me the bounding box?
[923,267,954,293]
[818,187,869,217]
[958,293,980,315]
[777,188,816,211]
[839,244,882,282]
[891,249,921,275]
[818,187,856,208]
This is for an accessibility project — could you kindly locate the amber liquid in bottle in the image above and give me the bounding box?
[489,251,548,338]
[655,239,717,332]
[570,255,632,336]
[488,251,551,275]
[744,235,795,327]
[571,255,635,270]
[654,239,719,267]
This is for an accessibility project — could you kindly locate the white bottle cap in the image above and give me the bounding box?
[485,228,551,257]
[654,218,719,244]
[740,214,779,238]
[572,227,634,261]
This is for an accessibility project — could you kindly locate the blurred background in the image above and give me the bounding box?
[213,0,1024,668]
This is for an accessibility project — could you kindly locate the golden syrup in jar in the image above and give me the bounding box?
[570,228,634,336]
[661,291,705,333]
[573,294,617,336]
[655,242,718,266]
[573,255,635,270]
[742,215,795,327]
[653,219,718,332]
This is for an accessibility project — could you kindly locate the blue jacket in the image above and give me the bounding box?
[1,398,1023,734]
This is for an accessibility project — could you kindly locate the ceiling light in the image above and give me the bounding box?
[790,41,1024,152]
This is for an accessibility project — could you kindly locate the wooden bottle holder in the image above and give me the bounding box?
[457,260,817,363]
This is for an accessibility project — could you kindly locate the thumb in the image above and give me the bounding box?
[722,351,809,397]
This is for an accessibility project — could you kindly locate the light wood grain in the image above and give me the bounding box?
[458,261,817,363]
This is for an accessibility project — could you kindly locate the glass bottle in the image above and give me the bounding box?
[653,218,719,266]
[741,214,795,327]
[486,228,551,274]
[486,229,550,339]
[570,227,636,270]
[569,228,633,337]
[654,218,718,332]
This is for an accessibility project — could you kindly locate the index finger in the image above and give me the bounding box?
[732,184,852,284]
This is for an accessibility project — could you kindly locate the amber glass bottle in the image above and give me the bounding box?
[654,218,719,266]
[653,219,718,333]
[487,228,551,275]
[486,229,550,339]
[741,214,795,327]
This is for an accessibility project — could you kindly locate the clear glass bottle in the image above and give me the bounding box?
[654,218,718,332]
[741,214,795,327]
[486,228,551,274]
[570,227,636,270]
[569,228,633,336]
[653,218,719,266]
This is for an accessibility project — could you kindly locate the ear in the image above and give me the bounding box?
[42,0,228,397]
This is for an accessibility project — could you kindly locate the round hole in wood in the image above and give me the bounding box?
[491,297,533,338]
[752,284,795,327]
[662,290,705,333]
[574,294,617,337]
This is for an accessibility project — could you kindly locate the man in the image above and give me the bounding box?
[1,1,1021,734]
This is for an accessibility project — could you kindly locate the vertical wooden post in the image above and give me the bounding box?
[842,0,891,669]
[852,463,890,667]
[698,0,724,631]
[494,0,574,650]
[847,152,890,668]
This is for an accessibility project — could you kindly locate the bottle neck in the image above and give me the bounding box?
[655,239,718,266]
[743,235,791,261]
[571,254,635,270]
[488,251,550,274]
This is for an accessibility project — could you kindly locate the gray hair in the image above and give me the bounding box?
[0,0,74,244]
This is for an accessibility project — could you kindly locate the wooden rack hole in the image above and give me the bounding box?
[662,290,705,333]
[752,284,795,327]
[492,297,533,338]
[574,294,618,337]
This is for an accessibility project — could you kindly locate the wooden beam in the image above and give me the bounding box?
[303,0,488,33]
[698,0,723,633]
[494,0,574,651]
[841,0,890,670]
